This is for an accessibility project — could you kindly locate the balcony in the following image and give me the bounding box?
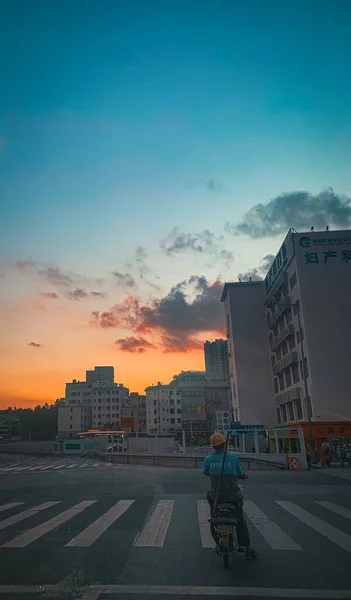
[270,324,294,352]
[272,350,298,375]
[265,272,288,307]
[267,295,291,328]
[275,386,301,406]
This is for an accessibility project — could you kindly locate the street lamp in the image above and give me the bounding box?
[273,302,315,465]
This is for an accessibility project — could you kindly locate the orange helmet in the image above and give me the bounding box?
[210,432,226,447]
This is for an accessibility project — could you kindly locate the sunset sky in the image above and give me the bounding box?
[1,0,351,408]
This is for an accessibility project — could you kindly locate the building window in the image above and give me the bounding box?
[70,416,73,421]
[292,363,300,384]
[70,424,72,429]
[293,300,300,316]
[303,357,309,378]
[295,399,303,420]
[285,368,292,388]
[278,372,285,391]
[70,408,73,413]
[170,418,175,424]
[170,408,175,414]
[288,401,294,421]
[271,355,276,366]
[276,408,281,424]
[289,335,296,350]
[290,272,297,290]
[274,378,279,394]
[282,404,287,423]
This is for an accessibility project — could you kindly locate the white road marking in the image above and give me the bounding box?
[11,466,32,471]
[28,465,46,471]
[66,499,134,547]
[0,501,60,531]
[84,584,351,598]
[92,463,99,467]
[134,499,174,547]
[244,501,302,551]
[67,464,76,469]
[197,500,215,548]
[54,464,66,470]
[105,462,113,467]
[317,501,351,521]
[276,501,351,551]
[40,465,53,470]
[2,500,96,548]
[316,469,351,482]
[80,462,89,468]
[0,502,25,512]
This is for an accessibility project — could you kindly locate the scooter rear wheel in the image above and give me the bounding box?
[223,553,230,569]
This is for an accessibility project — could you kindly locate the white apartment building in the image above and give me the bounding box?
[58,366,129,440]
[222,228,351,427]
[265,227,351,425]
[204,339,230,382]
[145,383,177,435]
[92,382,129,429]
[219,284,275,427]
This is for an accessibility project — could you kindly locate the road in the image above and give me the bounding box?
[0,453,351,599]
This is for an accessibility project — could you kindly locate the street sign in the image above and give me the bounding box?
[216,411,230,432]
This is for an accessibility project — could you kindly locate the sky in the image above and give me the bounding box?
[1,0,351,408]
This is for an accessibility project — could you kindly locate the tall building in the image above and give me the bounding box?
[145,382,174,435]
[169,370,231,442]
[204,339,229,381]
[222,228,351,426]
[86,366,114,385]
[121,392,146,434]
[57,366,129,440]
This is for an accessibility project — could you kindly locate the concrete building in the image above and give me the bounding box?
[58,366,129,440]
[204,339,229,381]
[221,282,275,426]
[145,383,174,435]
[264,227,351,424]
[169,370,231,442]
[86,366,114,385]
[121,392,146,434]
[92,382,129,430]
[222,227,351,427]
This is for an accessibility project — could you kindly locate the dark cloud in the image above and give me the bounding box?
[160,228,233,267]
[113,336,156,354]
[226,189,351,238]
[237,254,275,282]
[14,259,98,290]
[112,270,136,288]
[161,334,203,354]
[40,292,59,299]
[92,276,225,353]
[67,288,89,301]
[91,291,107,299]
[28,341,42,349]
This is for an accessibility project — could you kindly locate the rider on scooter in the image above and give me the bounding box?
[202,432,258,560]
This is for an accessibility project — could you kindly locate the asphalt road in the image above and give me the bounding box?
[0,453,351,600]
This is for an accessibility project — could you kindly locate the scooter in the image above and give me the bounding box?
[210,483,245,570]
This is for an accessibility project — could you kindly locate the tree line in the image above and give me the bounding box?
[1,399,64,441]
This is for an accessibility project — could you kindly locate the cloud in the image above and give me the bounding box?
[91,291,107,299]
[28,341,42,349]
[40,292,59,299]
[92,276,225,353]
[237,254,275,282]
[67,288,88,301]
[226,189,351,238]
[160,228,233,267]
[112,270,136,288]
[206,179,223,193]
[113,336,156,353]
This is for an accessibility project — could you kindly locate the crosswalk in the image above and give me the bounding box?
[0,496,351,554]
[0,459,117,474]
